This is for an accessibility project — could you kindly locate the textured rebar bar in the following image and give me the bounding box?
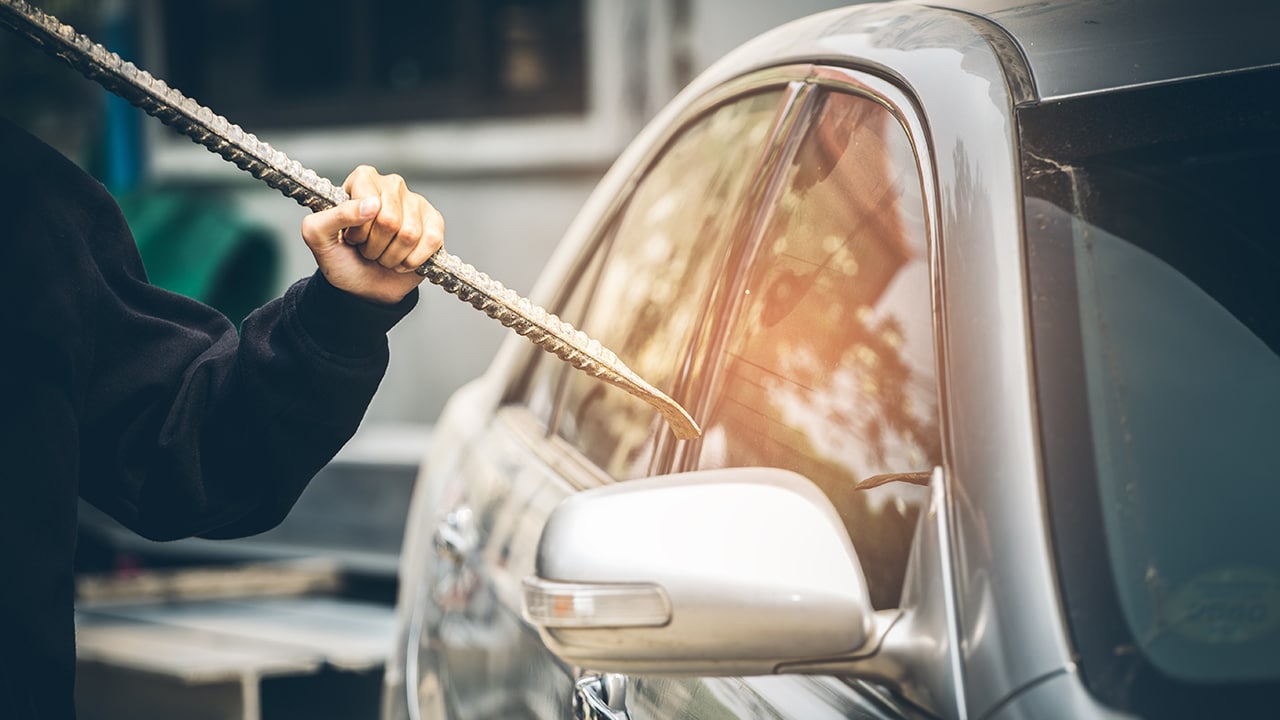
[1,0,700,439]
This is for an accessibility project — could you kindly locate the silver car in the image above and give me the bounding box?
[384,1,1280,718]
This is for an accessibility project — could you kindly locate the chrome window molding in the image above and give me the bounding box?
[802,65,959,712]
[668,65,946,477]
[554,66,815,290]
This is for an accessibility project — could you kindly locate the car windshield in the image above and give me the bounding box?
[1021,66,1280,717]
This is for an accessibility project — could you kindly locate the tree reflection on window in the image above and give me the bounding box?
[695,91,940,610]
[555,90,785,479]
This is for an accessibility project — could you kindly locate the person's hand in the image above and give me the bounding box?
[300,165,444,305]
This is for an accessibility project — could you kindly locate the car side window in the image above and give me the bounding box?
[508,241,609,425]
[553,90,786,480]
[692,90,941,609]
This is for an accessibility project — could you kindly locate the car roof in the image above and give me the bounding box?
[925,0,1280,99]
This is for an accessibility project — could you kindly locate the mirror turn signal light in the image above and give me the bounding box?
[522,577,672,628]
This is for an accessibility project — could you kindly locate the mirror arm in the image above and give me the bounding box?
[776,607,946,716]
[775,608,905,676]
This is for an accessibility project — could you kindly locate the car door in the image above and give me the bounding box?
[563,73,943,720]
[678,77,941,613]
[652,74,943,719]
[406,80,800,719]
[403,66,944,720]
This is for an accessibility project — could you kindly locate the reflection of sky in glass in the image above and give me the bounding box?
[1069,203,1280,682]
[557,91,785,479]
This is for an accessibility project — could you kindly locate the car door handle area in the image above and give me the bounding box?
[430,506,480,609]
[433,506,478,562]
[575,672,632,720]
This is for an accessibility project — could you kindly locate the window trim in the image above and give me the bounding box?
[502,68,815,456]
[670,66,948,477]
[501,63,947,492]
[545,80,808,478]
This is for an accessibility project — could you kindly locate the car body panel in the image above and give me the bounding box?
[385,2,1277,719]
[930,0,1280,100]
[401,405,914,719]
[689,7,1077,715]
[628,676,905,719]
[985,670,1130,720]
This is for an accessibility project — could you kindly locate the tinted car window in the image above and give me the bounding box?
[692,90,940,610]
[1023,66,1280,717]
[508,240,609,425]
[553,90,785,479]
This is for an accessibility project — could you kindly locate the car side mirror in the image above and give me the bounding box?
[521,467,878,675]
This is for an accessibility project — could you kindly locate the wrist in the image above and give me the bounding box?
[294,270,419,357]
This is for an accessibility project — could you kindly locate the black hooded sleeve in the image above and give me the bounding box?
[1,115,417,542]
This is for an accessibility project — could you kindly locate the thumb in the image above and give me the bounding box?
[301,196,381,251]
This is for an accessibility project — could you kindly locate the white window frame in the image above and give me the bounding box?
[142,0,657,180]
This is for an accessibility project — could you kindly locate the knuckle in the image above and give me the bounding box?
[396,223,422,245]
[374,208,402,232]
[344,164,379,190]
[420,206,444,240]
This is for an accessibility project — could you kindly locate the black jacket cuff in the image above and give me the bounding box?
[293,270,418,358]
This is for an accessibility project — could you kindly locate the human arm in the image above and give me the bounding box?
[1,112,444,539]
[77,164,441,539]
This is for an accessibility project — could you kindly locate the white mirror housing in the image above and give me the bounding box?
[522,467,877,675]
